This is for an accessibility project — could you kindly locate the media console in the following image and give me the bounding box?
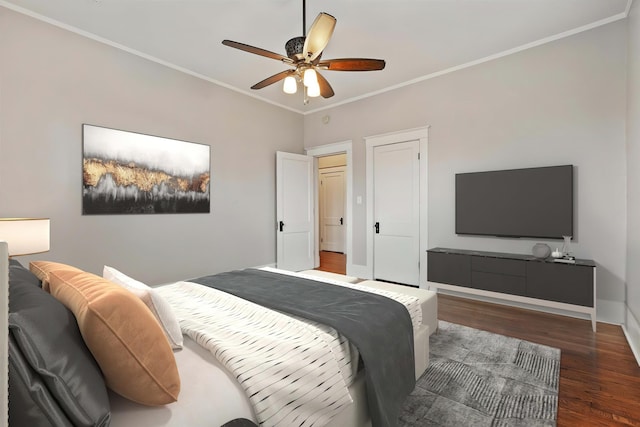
[427,247,597,331]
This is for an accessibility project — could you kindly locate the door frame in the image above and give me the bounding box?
[365,126,429,287]
[305,141,353,275]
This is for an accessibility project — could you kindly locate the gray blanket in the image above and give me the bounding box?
[191,268,415,427]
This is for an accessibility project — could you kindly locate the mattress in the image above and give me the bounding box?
[109,336,255,427]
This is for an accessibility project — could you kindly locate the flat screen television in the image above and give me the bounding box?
[455,165,573,239]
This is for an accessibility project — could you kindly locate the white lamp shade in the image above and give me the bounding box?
[0,218,50,256]
[283,76,297,94]
[303,68,318,88]
[307,81,321,98]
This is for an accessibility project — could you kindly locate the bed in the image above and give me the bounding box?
[6,259,437,427]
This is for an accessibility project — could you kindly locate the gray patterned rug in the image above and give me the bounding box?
[399,321,560,427]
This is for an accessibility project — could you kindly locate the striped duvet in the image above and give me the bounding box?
[157,281,356,427]
[157,274,422,427]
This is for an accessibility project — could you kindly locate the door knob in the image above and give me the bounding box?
[279,221,284,232]
[340,217,343,225]
[374,222,380,234]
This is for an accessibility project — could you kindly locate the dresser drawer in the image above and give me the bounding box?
[471,256,526,277]
[526,262,593,307]
[471,271,526,296]
[427,251,471,286]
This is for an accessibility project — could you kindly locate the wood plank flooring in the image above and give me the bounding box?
[315,255,640,426]
[438,295,640,426]
[318,251,346,275]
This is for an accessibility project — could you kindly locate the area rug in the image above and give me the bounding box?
[399,321,560,427]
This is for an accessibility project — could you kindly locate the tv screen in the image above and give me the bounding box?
[455,165,573,239]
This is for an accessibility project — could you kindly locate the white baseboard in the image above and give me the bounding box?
[255,262,277,269]
[623,307,640,367]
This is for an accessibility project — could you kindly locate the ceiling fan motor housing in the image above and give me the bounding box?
[285,36,305,59]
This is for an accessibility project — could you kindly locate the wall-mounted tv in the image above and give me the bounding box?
[455,165,573,239]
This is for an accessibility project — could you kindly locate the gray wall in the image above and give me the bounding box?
[627,2,640,327]
[304,21,628,304]
[0,8,303,285]
[0,6,631,310]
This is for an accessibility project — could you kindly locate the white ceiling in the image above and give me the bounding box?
[1,0,631,114]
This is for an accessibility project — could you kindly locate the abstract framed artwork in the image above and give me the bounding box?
[82,124,210,215]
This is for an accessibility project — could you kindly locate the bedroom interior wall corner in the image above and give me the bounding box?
[625,0,640,364]
[0,8,303,285]
[0,8,5,203]
[304,21,626,311]
[623,308,640,366]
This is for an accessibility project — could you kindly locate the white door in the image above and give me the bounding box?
[373,141,420,285]
[276,151,314,271]
[319,167,345,253]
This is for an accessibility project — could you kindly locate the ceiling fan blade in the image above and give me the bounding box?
[251,69,296,90]
[317,58,386,71]
[302,13,336,62]
[315,71,335,98]
[222,40,293,64]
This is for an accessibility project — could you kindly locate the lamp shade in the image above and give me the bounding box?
[303,68,318,88]
[307,81,321,98]
[0,218,50,256]
[283,76,297,94]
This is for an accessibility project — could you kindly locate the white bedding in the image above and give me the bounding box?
[110,270,429,427]
[109,336,256,427]
[156,281,355,427]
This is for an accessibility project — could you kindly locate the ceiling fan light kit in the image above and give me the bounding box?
[283,75,298,94]
[307,82,321,98]
[222,0,386,104]
[303,68,318,87]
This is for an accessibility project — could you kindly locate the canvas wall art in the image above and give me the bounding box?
[82,124,210,215]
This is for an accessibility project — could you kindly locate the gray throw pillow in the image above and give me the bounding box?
[9,334,73,427]
[9,259,42,287]
[9,270,111,427]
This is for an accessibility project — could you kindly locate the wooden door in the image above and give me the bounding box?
[319,167,345,253]
[276,152,314,271]
[373,141,420,285]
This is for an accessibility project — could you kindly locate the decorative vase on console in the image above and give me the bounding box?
[561,235,572,258]
[532,243,551,259]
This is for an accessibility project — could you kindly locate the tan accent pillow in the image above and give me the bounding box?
[48,269,180,406]
[29,261,82,292]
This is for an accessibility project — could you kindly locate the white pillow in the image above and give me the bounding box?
[103,266,183,350]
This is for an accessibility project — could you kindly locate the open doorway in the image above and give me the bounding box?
[317,154,347,274]
[305,141,353,277]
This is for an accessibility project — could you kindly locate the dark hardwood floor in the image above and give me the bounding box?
[439,295,640,426]
[316,256,640,426]
[318,251,346,275]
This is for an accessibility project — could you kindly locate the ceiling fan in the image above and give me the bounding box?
[222,0,386,103]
